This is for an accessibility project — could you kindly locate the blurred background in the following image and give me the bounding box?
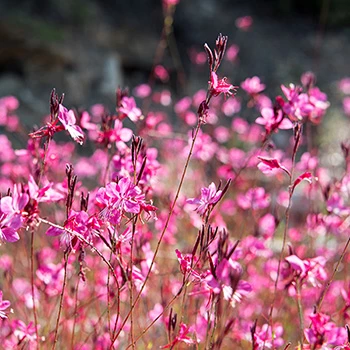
[0,0,349,127]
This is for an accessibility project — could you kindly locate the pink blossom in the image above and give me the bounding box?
[225,44,239,62]
[343,97,350,116]
[46,210,101,249]
[96,178,146,224]
[338,77,350,94]
[255,107,293,134]
[258,213,276,239]
[187,182,223,217]
[175,249,202,281]
[241,76,265,95]
[0,188,29,242]
[235,16,253,31]
[174,96,192,115]
[154,65,169,82]
[118,96,142,122]
[285,254,327,287]
[251,323,284,349]
[222,97,241,116]
[0,291,11,319]
[305,313,347,347]
[237,187,270,210]
[13,320,37,342]
[257,156,291,177]
[209,72,237,98]
[291,172,313,192]
[133,84,151,98]
[206,258,251,307]
[58,105,85,145]
[161,323,196,348]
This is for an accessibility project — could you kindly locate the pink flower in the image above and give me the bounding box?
[338,77,350,94]
[0,187,29,242]
[13,320,37,342]
[305,313,347,347]
[0,291,11,319]
[187,182,223,217]
[46,210,101,248]
[235,16,253,31]
[133,84,151,98]
[209,72,237,98]
[154,65,169,82]
[237,187,270,210]
[119,96,142,122]
[255,107,293,134]
[161,323,196,348]
[58,105,85,145]
[285,254,327,287]
[257,156,291,177]
[225,44,239,62]
[96,178,146,225]
[175,249,202,282]
[241,76,265,95]
[206,258,251,307]
[343,97,350,117]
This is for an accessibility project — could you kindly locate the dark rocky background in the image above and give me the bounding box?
[0,0,349,126]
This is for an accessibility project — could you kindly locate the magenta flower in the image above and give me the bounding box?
[161,323,196,348]
[257,156,291,177]
[0,291,11,319]
[0,187,29,242]
[255,107,293,134]
[305,313,347,347]
[205,258,251,307]
[46,210,101,249]
[13,320,37,342]
[241,76,265,95]
[209,72,237,98]
[187,182,223,217]
[96,177,146,224]
[118,96,142,122]
[285,254,327,287]
[175,249,202,282]
[251,323,284,349]
[236,187,270,210]
[235,16,253,31]
[58,105,85,144]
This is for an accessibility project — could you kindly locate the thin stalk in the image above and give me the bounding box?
[316,235,350,313]
[107,251,113,341]
[52,250,69,350]
[296,280,304,345]
[30,229,40,349]
[110,122,202,347]
[129,217,137,349]
[266,124,301,348]
[71,276,80,349]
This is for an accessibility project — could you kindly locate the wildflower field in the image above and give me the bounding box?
[1,3,350,349]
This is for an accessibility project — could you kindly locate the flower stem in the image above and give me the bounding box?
[30,228,40,350]
[52,250,69,350]
[111,122,202,347]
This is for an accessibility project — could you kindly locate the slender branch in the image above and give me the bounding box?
[296,280,305,345]
[110,121,202,346]
[52,250,69,350]
[70,276,80,349]
[316,235,350,313]
[30,228,40,350]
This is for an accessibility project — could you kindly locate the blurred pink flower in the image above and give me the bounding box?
[241,76,265,95]
[187,182,223,217]
[235,16,253,31]
[0,291,11,319]
[119,96,142,122]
